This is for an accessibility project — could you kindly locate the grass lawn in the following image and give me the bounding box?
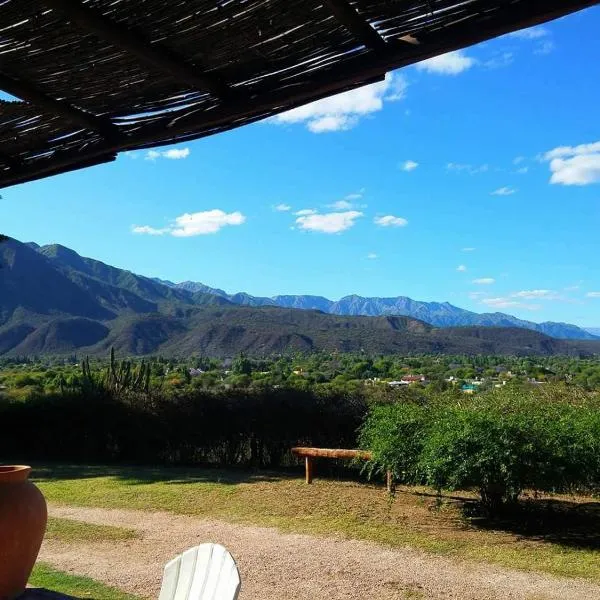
[30,563,139,600]
[46,516,139,542]
[33,464,600,583]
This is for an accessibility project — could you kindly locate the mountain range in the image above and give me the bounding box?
[0,237,598,358]
[152,280,598,341]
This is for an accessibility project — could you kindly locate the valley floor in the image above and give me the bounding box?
[41,504,600,600]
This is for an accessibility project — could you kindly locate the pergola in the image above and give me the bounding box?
[0,0,597,190]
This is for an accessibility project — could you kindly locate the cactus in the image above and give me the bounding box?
[104,347,150,393]
[78,348,151,394]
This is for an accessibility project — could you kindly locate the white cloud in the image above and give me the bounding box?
[544,142,600,160]
[274,203,291,212]
[542,142,600,186]
[586,292,600,298]
[447,162,489,175]
[483,52,514,69]
[131,225,168,236]
[374,215,408,227]
[170,210,245,236]
[124,151,139,159]
[482,297,540,310]
[270,72,407,133]
[329,200,353,210]
[516,166,529,174]
[163,148,190,159]
[513,156,526,165]
[550,156,600,185]
[345,192,363,201]
[367,253,378,260]
[491,186,517,196]
[145,147,190,161]
[457,265,467,272]
[400,160,419,172]
[472,278,495,285]
[512,289,558,299]
[294,208,317,216]
[509,27,549,40]
[416,50,476,75]
[133,210,245,237]
[296,210,363,234]
[462,247,476,252]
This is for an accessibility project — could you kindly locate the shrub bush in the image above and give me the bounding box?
[360,386,600,513]
[0,386,367,468]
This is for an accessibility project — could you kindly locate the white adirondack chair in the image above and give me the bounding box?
[158,544,241,600]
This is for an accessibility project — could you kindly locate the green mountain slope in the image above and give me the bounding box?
[1,237,599,358]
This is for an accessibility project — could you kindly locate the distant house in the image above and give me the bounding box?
[401,375,426,383]
[189,368,205,377]
[389,375,426,387]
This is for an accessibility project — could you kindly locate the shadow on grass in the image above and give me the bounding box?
[461,496,600,550]
[30,463,293,486]
[29,458,371,487]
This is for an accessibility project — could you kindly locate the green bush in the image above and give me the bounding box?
[360,386,600,513]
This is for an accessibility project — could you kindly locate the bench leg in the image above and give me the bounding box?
[305,457,314,484]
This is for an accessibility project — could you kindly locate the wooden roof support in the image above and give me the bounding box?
[0,72,118,140]
[323,0,388,52]
[44,0,232,99]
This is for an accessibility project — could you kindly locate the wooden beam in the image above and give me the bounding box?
[292,447,373,460]
[0,72,117,140]
[45,0,231,98]
[323,0,387,52]
[2,0,596,189]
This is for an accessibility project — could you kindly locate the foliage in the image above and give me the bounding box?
[79,348,151,393]
[360,386,600,512]
[0,384,366,468]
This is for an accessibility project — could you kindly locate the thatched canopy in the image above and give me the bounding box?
[0,0,596,189]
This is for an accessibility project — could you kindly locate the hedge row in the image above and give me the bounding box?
[0,387,367,467]
[360,386,600,512]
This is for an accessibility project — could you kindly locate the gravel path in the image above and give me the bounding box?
[40,505,600,600]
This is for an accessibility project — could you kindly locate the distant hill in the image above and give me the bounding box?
[157,281,598,341]
[586,327,600,337]
[1,237,598,358]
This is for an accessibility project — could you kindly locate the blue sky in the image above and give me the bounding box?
[2,8,600,327]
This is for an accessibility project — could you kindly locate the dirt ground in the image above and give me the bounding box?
[39,504,600,600]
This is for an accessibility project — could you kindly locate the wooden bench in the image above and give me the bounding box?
[291,447,394,492]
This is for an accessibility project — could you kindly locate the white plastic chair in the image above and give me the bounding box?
[158,544,241,600]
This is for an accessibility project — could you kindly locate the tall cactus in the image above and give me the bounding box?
[105,347,150,393]
[78,348,151,394]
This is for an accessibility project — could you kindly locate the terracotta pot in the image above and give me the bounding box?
[0,466,47,600]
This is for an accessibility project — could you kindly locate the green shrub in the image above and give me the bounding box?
[359,401,428,484]
[360,386,600,513]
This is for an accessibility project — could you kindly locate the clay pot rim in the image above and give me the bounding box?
[0,465,32,482]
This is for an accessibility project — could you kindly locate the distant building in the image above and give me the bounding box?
[189,368,205,377]
[401,375,426,383]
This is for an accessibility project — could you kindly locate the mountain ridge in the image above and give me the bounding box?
[0,237,598,358]
[154,279,597,341]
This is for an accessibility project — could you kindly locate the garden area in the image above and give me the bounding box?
[27,463,600,599]
[2,359,600,598]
